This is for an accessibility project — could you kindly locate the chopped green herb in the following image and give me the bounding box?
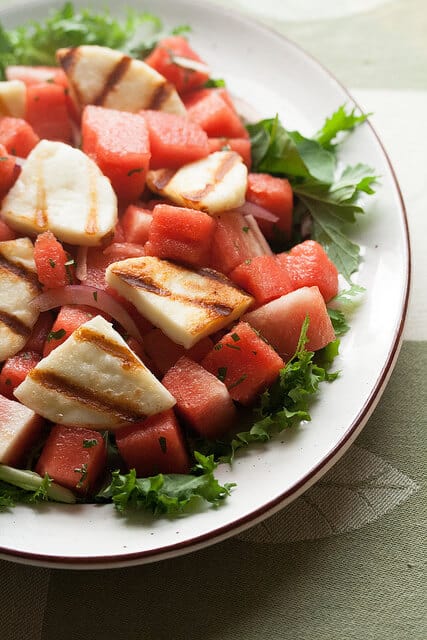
[228,374,247,390]
[0,157,9,162]
[48,258,56,268]
[217,366,227,382]
[213,343,223,351]
[4,378,11,386]
[74,463,88,488]
[242,226,250,233]
[46,328,66,342]
[204,78,226,88]
[82,439,98,449]
[158,437,167,454]
[231,333,240,342]
[127,167,143,177]
[225,342,241,351]
[92,291,98,302]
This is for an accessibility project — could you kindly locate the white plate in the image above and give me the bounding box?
[0,0,410,569]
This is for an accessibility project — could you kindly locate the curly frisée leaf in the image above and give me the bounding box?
[97,452,234,514]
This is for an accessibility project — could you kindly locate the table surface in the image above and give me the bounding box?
[1,1,426,639]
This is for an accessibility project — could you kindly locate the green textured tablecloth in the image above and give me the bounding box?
[1,1,426,638]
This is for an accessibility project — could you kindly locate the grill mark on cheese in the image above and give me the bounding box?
[93,55,132,106]
[0,94,10,116]
[29,369,143,422]
[149,168,177,191]
[58,47,78,73]
[181,152,241,203]
[0,255,40,291]
[84,162,99,235]
[0,310,31,337]
[111,265,236,317]
[148,81,174,110]
[74,326,141,369]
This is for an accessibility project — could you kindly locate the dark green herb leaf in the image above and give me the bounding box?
[83,438,98,449]
[46,328,66,342]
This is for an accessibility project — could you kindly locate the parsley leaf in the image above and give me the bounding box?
[247,105,378,281]
[97,452,233,514]
[314,104,370,150]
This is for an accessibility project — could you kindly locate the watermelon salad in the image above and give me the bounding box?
[0,4,376,514]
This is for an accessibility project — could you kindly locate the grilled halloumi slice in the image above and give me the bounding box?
[1,140,117,246]
[57,45,186,116]
[0,80,26,118]
[14,315,175,429]
[146,151,247,214]
[0,238,40,361]
[106,257,253,349]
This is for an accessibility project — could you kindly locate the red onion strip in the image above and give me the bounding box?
[235,201,279,223]
[29,285,143,343]
[244,214,273,256]
[75,246,88,282]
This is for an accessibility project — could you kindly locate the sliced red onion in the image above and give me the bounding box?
[244,214,273,256]
[102,243,146,259]
[75,246,88,282]
[29,285,143,342]
[235,201,279,223]
[170,54,210,74]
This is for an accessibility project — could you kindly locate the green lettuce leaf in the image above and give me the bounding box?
[97,452,234,514]
[314,104,370,149]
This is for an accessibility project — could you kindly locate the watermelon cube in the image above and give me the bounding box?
[141,110,209,169]
[244,286,336,359]
[229,255,293,306]
[6,65,68,87]
[201,321,284,405]
[122,204,153,245]
[162,356,236,439]
[34,230,74,289]
[277,240,339,302]
[36,425,107,496]
[246,173,293,240]
[0,394,44,467]
[0,117,39,158]
[25,82,73,144]
[115,409,190,476]
[43,305,98,357]
[82,105,151,203]
[145,203,216,268]
[210,211,268,274]
[0,350,41,399]
[144,36,210,95]
[185,88,248,139]
[143,328,213,375]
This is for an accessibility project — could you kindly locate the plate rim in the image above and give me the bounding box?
[0,0,411,569]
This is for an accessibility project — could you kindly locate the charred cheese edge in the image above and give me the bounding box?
[146,151,247,214]
[57,45,186,116]
[1,140,118,246]
[0,80,26,118]
[14,315,176,429]
[106,256,254,349]
[0,238,40,361]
